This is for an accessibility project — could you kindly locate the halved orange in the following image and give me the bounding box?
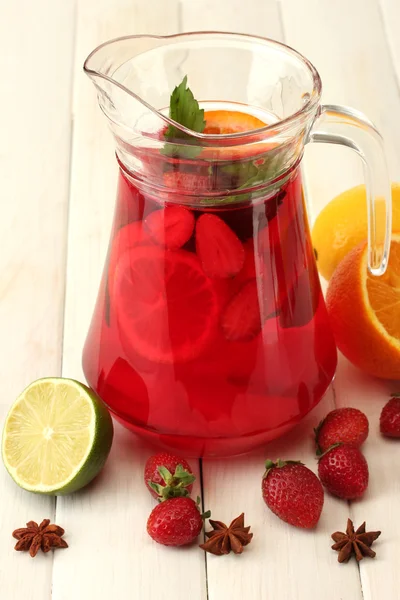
[326,235,400,379]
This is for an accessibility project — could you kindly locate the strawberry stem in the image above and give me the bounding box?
[316,443,342,461]
[152,464,196,502]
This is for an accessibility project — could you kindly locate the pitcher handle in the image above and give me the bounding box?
[308,104,392,276]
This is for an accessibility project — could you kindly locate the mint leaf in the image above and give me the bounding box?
[162,142,201,159]
[200,144,292,206]
[162,76,206,159]
[165,75,206,139]
[219,162,259,186]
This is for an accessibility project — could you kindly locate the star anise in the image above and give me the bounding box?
[200,513,253,556]
[331,519,381,563]
[13,519,68,558]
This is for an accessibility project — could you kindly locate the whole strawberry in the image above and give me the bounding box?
[318,444,369,499]
[380,396,400,438]
[261,459,324,529]
[144,453,194,501]
[147,497,204,546]
[315,407,369,454]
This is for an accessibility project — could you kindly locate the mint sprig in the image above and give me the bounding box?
[165,75,206,139]
[161,76,293,203]
[162,75,205,158]
[200,148,290,206]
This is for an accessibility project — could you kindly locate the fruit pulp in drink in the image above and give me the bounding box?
[83,160,337,457]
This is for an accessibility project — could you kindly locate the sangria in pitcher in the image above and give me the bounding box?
[83,33,391,457]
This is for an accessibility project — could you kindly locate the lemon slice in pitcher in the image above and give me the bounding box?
[2,378,113,495]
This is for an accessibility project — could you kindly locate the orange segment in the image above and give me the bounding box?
[201,109,275,160]
[326,235,400,379]
[204,110,267,134]
[367,241,400,339]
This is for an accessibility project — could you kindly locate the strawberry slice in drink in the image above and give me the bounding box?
[144,206,195,250]
[108,221,153,296]
[221,280,262,342]
[163,171,211,192]
[114,246,219,363]
[236,239,267,288]
[196,214,245,278]
[221,277,278,342]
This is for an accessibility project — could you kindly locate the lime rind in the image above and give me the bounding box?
[2,378,114,495]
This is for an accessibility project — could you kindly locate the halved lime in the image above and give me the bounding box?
[2,378,114,495]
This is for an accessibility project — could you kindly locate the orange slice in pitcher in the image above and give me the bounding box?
[114,246,219,363]
[326,235,400,379]
[202,110,275,160]
[203,110,268,134]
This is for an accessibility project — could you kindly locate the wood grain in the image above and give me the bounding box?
[281,1,400,598]
[53,2,207,599]
[0,1,75,598]
[181,1,361,599]
[1,0,400,598]
[380,0,400,83]
[281,0,400,220]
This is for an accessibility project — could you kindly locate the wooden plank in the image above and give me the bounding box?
[333,355,399,600]
[199,395,365,600]
[180,2,361,599]
[281,0,400,220]
[53,2,207,599]
[281,0,400,598]
[0,1,75,599]
[180,0,284,38]
[379,0,400,83]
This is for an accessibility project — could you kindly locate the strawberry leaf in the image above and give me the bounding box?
[152,464,195,502]
[316,443,342,461]
[149,481,165,496]
[157,465,173,484]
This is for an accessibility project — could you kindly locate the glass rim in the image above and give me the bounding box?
[84,31,322,143]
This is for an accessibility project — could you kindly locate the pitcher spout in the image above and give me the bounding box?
[84,32,321,197]
[84,35,174,138]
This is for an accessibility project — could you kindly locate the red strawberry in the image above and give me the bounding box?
[221,280,262,341]
[315,407,369,453]
[380,396,400,438]
[318,444,369,500]
[144,453,195,500]
[196,214,245,278]
[261,459,324,529]
[147,497,204,546]
[163,171,210,192]
[144,206,195,250]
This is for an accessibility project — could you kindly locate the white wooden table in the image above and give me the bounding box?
[2,1,400,598]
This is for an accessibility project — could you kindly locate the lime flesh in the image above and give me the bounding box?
[2,378,113,495]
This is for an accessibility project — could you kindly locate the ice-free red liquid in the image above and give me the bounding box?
[83,161,337,457]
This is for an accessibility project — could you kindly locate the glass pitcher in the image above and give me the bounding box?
[82,32,391,457]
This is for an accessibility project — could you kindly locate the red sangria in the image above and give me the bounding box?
[83,107,337,456]
[83,33,392,457]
